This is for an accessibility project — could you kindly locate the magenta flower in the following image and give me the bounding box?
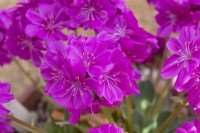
[0,10,12,30]
[16,0,55,13]
[179,66,200,113]
[147,0,158,4]
[25,2,69,40]
[5,20,46,67]
[175,63,200,91]
[0,82,14,116]
[97,49,140,104]
[191,0,200,5]
[110,0,126,11]
[41,41,99,124]
[41,33,141,124]
[10,0,54,28]
[189,11,200,29]
[188,86,200,114]
[68,34,141,104]
[89,124,124,133]
[161,27,200,79]
[0,45,12,66]
[0,118,14,133]
[103,9,140,40]
[58,61,98,111]
[0,82,14,133]
[155,0,192,37]
[66,0,117,30]
[83,100,104,114]
[19,0,55,6]
[120,37,151,63]
[68,99,121,124]
[0,26,12,66]
[0,24,6,46]
[41,41,67,96]
[0,10,12,66]
[68,35,112,77]
[103,9,158,63]
[174,66,200,113]
[176,119,200,133]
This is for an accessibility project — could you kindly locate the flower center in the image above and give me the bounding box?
[67,76,86,97]
[17,35,33,50]
[82,1,103,21]
[176,41,195,67]
[82,52,96,68]
[101,72,120,89]
[114,24,132,37]
[45,16,56,32]
[74,78,82,87]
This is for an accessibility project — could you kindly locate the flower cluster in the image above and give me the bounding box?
[101,9,159,63]
[148,0,200,37]
[0,0,158,68]
[41,33,141,124]
[0,8,46,67]
[23,0,158,124]
[66,0,118,30]
[0,82,14,132]
[0,0,159,131]
[161,27,200,114]
[88,123,124,133]
[176,119,200,133]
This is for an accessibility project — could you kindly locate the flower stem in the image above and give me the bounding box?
[14,59,36,84]
[14,59,57,107]
[126,96,134,133]
[149,79,172,118]
[156,98,188,133]
[154,44,168,86]
[7,115,47,133]
[102,107,114,123]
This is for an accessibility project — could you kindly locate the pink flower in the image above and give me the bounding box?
[66,0,117,30]
[161,27,200,80]
[25,2,69,40]
[89,124,124,133]
[5,21,46,67]
[155,0,192,37]
[176,119,200,133]
[0,82,14,133]
[41,34,141,124]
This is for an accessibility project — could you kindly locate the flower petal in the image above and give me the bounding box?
[166,38,182,53]
[25,24,40,37]
[161,54,181,78]
[26,10,44,25]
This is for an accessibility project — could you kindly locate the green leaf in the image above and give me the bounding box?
[166,115,197,133]
[45,122,69,133]
[133,81,155,116]
[65,110,71,121]
[75,124,90,133]
[133,111,144,133]
[170,96,183,104]
[102,107,114,123]
[142,120,156,133]
[156,111,171,128]
[121,102,127,119]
